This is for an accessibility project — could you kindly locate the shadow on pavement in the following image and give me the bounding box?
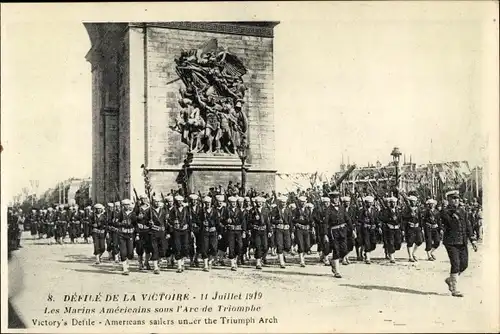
[263,269,332,278]
[339,283,446,296]
[73,268,122,275]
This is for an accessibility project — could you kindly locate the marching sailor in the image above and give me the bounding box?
[147,196,168,274]
[402,195,423,262]
[116,199,137,275]
[441,190,477,297]
[187,194,202,267]
[341,196,357,265]
[315,197,330,266]
[249,196,272,269]
[200,196,220,271]
[135,195,153,271]
[169,195,189,273]
[359,196,379,264]
[423,198,442,261]
[291,196,314,267]
[222,196,246,271]
[91,204,107,264]
[324,191,349,278]
[380,196,402,264]
[272,195,292,269]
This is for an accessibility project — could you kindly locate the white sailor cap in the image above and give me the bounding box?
[114,201,121,206]
[47,207,54,211]
[328,191,340,197]
[341,196,351,202]
[228,196,237,202]
[165,195,174,202]
[305,203,314,209]
[278,195,288,202]
[323,197,331,203]
[237,196,245,202]
[181,202,189,207]
[244,197,251,202]
[189,194,199,200]
[139,194,148,199]
[298,196,307,202]
[215,195,225,202]
[363,196,374,203]
[445,190,460,198]
[387,197,398,203]
[426,199,437,205]
[158,201,165,208]
[255,196,266,203]
[408,195,418,202]
[121,199,132,205]
[289,203,297,209]
[203,196,212,203]
[174,195,184,202]
[85,206,91,210]
[94,204,104,210]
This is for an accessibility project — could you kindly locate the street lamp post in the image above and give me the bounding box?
[236,139,249,197]
[391,147,402,196]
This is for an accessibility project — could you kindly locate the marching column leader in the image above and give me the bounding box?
[441,190,477,297]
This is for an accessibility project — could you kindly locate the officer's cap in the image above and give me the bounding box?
[121,199,132,205]
[215,195,225,202]
[298,196,307,202]
[445,190,460,199]
[189,194,199,200]
[174,195,184,202]
[94,204,104,210]
[363,196,374,203]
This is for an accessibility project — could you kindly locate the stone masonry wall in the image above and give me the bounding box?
[145,26,276,171]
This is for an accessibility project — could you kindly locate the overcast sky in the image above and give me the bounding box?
[1,2,497,199]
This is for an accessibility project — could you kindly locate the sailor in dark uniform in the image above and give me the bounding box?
[423,198,442,261]
[402,195,424,262]
[441,190,478,297]
[90,204,107,264]
[116,199,137,275]
[324,191,349,278]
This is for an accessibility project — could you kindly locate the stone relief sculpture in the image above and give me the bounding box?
[170,38,249,154]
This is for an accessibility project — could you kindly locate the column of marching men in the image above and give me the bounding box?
[11,189,483,285]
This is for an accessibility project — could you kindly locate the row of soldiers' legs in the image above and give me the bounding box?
[31,222,92,244]
[88,226,443,276]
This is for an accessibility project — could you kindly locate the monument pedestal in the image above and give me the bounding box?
[186,153,251,194]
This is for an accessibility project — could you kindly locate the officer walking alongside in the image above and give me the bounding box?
[441,190,478,297]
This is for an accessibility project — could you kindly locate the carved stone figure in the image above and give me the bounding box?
[171,38,249,154]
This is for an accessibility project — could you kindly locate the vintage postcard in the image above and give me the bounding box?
[1,2,499,333]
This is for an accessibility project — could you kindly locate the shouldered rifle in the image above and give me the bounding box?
[367,180,388,210]
[331,164,357,191]
[133,187,140,212]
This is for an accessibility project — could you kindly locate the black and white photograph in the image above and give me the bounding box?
[2,2,499,333]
